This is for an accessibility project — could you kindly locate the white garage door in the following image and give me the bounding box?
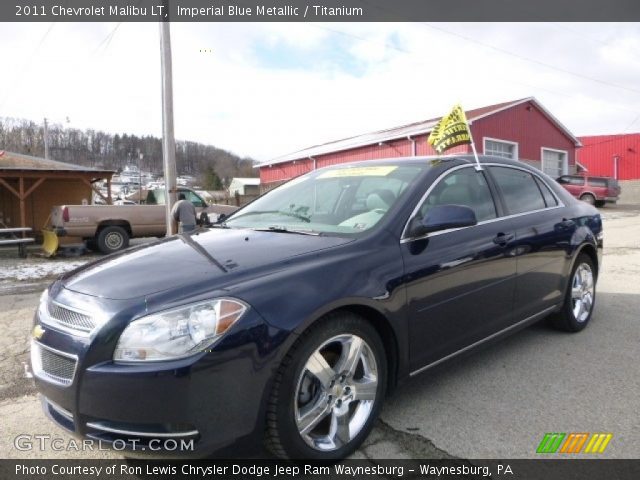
[542,149,567,178]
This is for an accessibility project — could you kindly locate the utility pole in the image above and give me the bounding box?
[43,118,49,160]
[160,9,178,235]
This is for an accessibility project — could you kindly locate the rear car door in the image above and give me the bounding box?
[401,165,517,371]
[487,166,574,322]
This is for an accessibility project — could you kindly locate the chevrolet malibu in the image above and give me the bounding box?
[31,155,602,459]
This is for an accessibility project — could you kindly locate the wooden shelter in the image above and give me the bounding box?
[0,151,114,235]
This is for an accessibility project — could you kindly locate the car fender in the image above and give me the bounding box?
[559,227,601,298]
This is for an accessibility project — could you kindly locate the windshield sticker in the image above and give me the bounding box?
[318,166,398,178]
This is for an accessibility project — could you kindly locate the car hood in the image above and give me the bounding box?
[62,228,354,300]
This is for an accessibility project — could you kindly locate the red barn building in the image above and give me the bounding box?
[577,133,640,180]
[577,133,640,204]
[258,97,581,189]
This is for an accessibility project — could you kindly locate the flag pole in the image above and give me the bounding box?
[469,134,483,171]
[457,101,482,170]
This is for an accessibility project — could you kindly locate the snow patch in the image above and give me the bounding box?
[0,260,88,281]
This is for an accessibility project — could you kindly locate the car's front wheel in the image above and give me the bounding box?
[551,253,596,332]
[265,312,387,459]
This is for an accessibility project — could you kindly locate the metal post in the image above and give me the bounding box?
[470,139,482,171]
[138,151,143,204]
[44,118,49,160]
[160,16,177,235]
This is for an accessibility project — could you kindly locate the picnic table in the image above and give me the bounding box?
[0,226,35,258]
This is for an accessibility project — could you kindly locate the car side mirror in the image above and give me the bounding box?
[216,213,227,224]
[409,204,477,237]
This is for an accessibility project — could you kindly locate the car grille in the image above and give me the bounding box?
[47,302,95,334]
[31,342,77,386]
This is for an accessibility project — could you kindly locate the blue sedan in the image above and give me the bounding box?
[31,155,602,459]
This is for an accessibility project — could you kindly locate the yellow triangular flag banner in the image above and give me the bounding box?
[427,104,472,154]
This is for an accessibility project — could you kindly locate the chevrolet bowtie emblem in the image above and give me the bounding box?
[32,325,45,340]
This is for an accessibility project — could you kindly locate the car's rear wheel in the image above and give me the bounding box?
[551,253,596,332]
[595,200,605,208]
[580,193,596,205]
[265,312,386,459]
[97,226,129,254]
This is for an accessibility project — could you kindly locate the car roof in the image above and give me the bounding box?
[319,154,530,170]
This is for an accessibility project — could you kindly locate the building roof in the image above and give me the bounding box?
[258,97,581,168]
[230,177,261,185]
[0,150,114,174]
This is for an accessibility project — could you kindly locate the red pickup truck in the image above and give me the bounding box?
[556,175,621,207]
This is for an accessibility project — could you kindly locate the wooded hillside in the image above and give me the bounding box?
[0,117,257,185]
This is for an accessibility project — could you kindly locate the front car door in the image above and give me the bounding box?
[400,165,517,372]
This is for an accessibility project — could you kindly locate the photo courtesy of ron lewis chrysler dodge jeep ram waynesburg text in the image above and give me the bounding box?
[31,155,602,459]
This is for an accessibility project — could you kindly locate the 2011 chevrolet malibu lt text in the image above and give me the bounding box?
[31,155,602,459]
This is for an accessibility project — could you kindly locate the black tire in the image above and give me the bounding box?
[595,200,605,208]
[265,311,387,459]
[580,193,596,206]
[550,253,596,332]
[96,226,129,254]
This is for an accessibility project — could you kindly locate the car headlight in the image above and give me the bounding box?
[114,298,248,362]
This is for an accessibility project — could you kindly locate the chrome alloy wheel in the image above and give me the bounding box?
[294,334,378,451]
[571,263,595,323]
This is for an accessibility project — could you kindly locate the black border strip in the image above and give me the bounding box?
[5,0,640,22]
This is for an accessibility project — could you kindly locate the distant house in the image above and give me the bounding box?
[228,177,260,196]
[257,97,581,189]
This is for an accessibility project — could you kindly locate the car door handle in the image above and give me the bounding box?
[493,232,515,245]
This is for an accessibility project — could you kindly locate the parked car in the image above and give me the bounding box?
[31,156,602,460]
[50,187,238,254]
[556,174,621,207]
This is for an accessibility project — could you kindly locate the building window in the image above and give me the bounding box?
[541,148,567,178]
[484,138,518,160]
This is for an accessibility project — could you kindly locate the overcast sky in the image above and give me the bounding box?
[2,22,639,162]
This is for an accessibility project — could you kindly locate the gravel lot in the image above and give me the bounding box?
[0,206,638,459]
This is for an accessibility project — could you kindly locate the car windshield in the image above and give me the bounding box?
[225,164,427,235]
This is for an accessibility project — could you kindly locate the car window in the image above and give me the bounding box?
[312,180,343,214]
[351,176,407,213]
[226,164,426,235]
[588,178,607,188]
[558,176,584,186]
[490,167,546,215]
[534,177,558,207]
[146,189,164,204]
[183,190,206,207]
[418,167,497,222]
